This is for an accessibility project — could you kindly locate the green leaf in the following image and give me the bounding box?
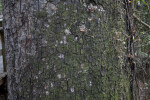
[136,0,147,6]
[136,0,140,4]
[141,0,147,5]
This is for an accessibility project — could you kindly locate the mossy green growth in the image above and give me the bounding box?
[27,2,130,100]
[35,10,48,19]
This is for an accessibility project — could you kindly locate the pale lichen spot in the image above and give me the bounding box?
[66,8,69,11]
[63,36,67,44]
[78,70,82,74]
[51,83,54,88]
[60,40,63,44]
[99,6,105,12]
[83,3,87,7]
[35,76,38,79]
[46,65,49,69]
[42,58,46,61]
[122,42,126,44]
[74,37,78,41]
[63,74,66,78]
[63,36,66,40]
[70,87,74,93]
[42,39,48,44]
[88,18,94,22]
[79,25,86,32]
[65,29,71,35]
[64,40,67,44]
[58,54,64,59]
[81,64,84,69]
[98,18,101,22]
[48,19,51,23]
[46,3,57,16]
[89,81,92,87]
[101,70,106,76]
[57,74,62,79]
[44,23,49,28]
[38,71,42,75]
[46,91,49,95]
[55,40,58,47]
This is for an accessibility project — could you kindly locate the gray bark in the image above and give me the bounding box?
[3,0,131,100]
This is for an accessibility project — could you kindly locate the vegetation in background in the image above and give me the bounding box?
[0,0,1,14]
[133,0,150,99]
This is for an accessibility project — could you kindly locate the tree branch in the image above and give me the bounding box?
[133,14,150,29]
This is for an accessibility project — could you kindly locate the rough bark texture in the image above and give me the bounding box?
[123,0,136,100]
[3,0,131,100]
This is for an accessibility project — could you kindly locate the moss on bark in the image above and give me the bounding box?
[3,1,131,100]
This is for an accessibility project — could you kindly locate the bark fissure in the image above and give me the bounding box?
[123,0,136,99]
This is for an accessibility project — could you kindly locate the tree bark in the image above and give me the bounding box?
[3,0,131,100]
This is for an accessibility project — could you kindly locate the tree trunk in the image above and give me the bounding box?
[3,0,131,100]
